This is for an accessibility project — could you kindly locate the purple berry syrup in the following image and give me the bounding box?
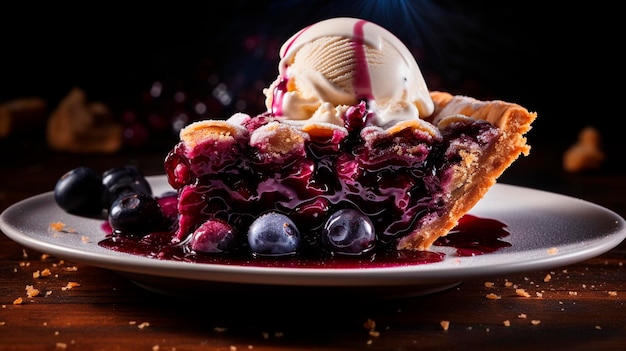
[99,212,511,268]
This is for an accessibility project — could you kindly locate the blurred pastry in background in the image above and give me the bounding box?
[46,88,122,154]
[563,126,605,172]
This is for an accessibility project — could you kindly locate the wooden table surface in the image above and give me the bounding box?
[1,137,625,351]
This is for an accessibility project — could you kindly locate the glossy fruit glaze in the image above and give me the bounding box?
[161,103,500,256]
[99,212,511,268]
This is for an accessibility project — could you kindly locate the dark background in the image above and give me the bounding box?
[0,1,621,153]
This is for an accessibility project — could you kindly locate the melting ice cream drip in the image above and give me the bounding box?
[350,19,373,101]
[265,17,434,131]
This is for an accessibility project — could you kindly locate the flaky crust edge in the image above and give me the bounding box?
[396,91,538,251]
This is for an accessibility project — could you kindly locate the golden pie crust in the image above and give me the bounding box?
[396,91,537,250]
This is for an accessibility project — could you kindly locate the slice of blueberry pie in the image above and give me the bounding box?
[163,17,537,256]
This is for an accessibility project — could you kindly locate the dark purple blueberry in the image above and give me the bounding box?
[54,166,104,215]
[247,212,300,256]
[164,147,191,189]
[101,165,152,208]
[321,208,376,255]
[108,192,164,236]
[190,219,236,253]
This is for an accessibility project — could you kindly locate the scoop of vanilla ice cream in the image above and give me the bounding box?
[264,17,434,130]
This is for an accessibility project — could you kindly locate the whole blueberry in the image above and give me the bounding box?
[108,192,164,236]
[321,208,376,255]
[190,219,236,253]
[101,165,152,208]
[247,212,300,256]
[54,166,104,215]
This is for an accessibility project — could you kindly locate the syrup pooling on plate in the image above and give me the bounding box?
[433,215,512,256]
[98,192,512,268]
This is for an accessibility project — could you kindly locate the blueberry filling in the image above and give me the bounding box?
[163,108,500,256]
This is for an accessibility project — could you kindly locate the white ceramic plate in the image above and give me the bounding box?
[1,176,625,298]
